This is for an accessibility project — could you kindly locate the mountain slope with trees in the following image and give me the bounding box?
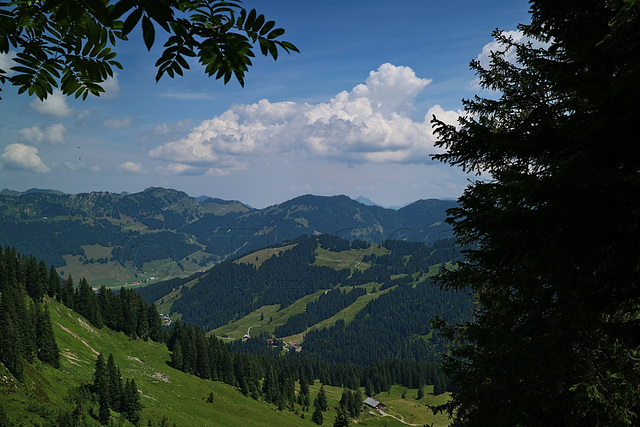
[138,234,471,367]
[0,189,456,286]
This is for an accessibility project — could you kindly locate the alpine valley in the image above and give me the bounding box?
[0,187,470,426]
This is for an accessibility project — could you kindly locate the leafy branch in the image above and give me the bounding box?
[0,0,299,100]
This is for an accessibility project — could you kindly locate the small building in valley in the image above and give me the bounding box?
[363,397,387,410]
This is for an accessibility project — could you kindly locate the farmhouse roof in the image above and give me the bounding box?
[364,397,380,408]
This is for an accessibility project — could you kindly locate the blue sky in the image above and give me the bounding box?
[0,0,531,208]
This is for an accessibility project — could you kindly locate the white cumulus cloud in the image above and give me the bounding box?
[19,123,67,144]
[2,143,51,173]
[149,63,462,175]
[117,161,146,173]
[30,90,73,117]
[101,73,120,98]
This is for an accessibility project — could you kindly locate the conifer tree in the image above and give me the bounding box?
[432,0,640,425]
[22,299,37,363]
[93,353,112,424]
[315,384,328,412]
[93,353,109,399]
[299,376,311,410]
[350,388,362,417]
[24,255,43,301]
[364,379,374,398]
[0,301,24,380]
[107,354,123,412]
[122,378,142,425]
[432,375,446,396]
[333,408,349,427]
[75,278,103,328]
[171,339,183,371]
[147,303,164,342]
[235,354,249,396]
[61,274,74,308]
[48,265,62,299]
[311,405,324,425]
[36,305,60,368]
[339,389,351,412]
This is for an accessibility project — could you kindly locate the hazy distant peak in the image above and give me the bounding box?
[354,196,379,206]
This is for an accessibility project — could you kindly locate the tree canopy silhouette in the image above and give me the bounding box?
[432,0,640,425]
[0,0,298,99]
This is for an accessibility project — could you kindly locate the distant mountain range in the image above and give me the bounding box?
[0,187,456,286]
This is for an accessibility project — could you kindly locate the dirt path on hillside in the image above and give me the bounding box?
[377,410,422,426]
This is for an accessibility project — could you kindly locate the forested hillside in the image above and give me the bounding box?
[0,188,455,286]
[138,234,471,366]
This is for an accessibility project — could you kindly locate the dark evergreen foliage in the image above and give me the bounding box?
[315,384,328,412]
[333,407,350,427]
[311,405,323,425]
[0,247,60,379]
[431,0,640,425]
[90,352,141,425]
[302,279,472,365]
[35,305,60,368]
[0,216,125,266]
[122,378,142,425]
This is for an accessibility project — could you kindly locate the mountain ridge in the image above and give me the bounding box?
[0,187,456,286]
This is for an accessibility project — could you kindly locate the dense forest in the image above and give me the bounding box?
[302,279,470,365]
[0,248,60,380]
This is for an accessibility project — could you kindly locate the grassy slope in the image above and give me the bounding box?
[212,244,388,339]
[312,244,389,271]
[0,300,452,426]
[212,289,328,339]
[235,244,297,268]
[62,244,209,289]
[0,299,317,427]
[281,284,394,343]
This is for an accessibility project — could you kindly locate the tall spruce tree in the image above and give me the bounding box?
[36,305,60,368]
[107,353,123,412]
[48,265,62,299]
[432,1,640,426]
[311,405,324,425]
[0,299,24,380]
[122,378,142,425]
[315,384,328,412]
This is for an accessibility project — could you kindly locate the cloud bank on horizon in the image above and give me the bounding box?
[148,64,463,176]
